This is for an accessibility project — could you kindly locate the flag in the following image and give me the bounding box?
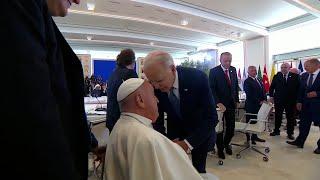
[238,68,242,80]
[270,63,276,81]
[243,67,247,79]
[298,60,304,73]
[262,64,270,92]
[258,65,262,80]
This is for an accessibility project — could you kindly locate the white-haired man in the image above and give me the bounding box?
[105,78,214,180]
[143,51,217,173]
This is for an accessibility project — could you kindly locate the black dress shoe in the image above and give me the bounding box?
[314,148,320,154]
[270,131,280,136]
[287,135,295,140]
[225,145,233,155]
[252,137,266,143]
[218,151,225,159]
[286,141,303,148]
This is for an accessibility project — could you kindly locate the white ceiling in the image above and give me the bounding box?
[54,0,318,55]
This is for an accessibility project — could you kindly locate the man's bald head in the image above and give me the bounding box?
[304,58,320,74]
[143,51,176,92]
[289,68,299,74]
[281,62,291,75]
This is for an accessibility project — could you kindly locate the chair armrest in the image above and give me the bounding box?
[249,119,268,123]
[244,113,258,116]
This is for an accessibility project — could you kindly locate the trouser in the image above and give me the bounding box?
[216,108,235,151]
[191,138,210,173]
[295,117,314,146]
[246,112,259,141]
[274,102,295,135]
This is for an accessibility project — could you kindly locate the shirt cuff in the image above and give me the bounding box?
[184,139,193,152]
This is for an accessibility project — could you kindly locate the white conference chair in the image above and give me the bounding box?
[231,102,272,162]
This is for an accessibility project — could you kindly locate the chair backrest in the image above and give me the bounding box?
[257,102,272,121]
[255,102,272,132]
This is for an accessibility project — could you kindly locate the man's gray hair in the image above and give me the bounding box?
[247,65,256,71]
[143,51,174,69]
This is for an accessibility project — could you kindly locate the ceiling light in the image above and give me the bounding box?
[180,19,188,26]
[150,42,154,46]
[237,32,244,38]
[87,36,93,40]
[87,0,95,11]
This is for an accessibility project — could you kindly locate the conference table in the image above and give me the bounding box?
[85,96,107,125]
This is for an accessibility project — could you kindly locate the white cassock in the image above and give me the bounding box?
[105,112,203,180]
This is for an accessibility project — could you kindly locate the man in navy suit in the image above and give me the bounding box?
[244,66,267,144]
[287,58,320,154]
[269,63,300,140]
[143,51,217,173]
[209,52,239,159]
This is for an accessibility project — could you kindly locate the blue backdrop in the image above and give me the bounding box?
[93,59,116,82]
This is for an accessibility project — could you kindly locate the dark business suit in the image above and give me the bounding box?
[2,1,91,179]
[153,66,217,173]
[269,72,300,135]
[106,66,138,131]
[244,77,267,139]
[209,65,239,151]
[295,71,320,147]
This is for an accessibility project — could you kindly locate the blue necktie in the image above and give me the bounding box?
[307,73,313,88]
[168,88,182,119]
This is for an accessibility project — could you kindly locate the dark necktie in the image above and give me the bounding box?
[168,88,181,118]
[283,74,287,84]
[307,73,314,88]
[224,69,231,86]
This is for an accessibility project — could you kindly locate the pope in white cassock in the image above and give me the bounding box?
[105,78,207,180]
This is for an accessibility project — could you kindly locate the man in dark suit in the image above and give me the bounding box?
[287,58,320,154]
[1,0,100,179]
[106,49,138,132]
[209,52,239,159]
[143,51,217,173]
[244,66,267,144]
[270,63,300,140]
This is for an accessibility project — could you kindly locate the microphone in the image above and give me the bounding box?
[94,94,106,111]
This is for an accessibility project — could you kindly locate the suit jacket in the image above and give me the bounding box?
[2,1,91,179]
[209,65,239,109]
[153,66,217,149]
[298,72,320,125]
[244,77,267,113]
[269,72,300,105]
[106,66,138,131]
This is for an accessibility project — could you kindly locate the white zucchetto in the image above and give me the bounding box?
[117,78,145,102]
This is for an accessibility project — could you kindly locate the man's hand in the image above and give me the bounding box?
[92,146,106,162]
[296,103,302,111]
[269,97,274,104]
[307,91,317,98]
[173,139,189,153]
[217,103,226,112]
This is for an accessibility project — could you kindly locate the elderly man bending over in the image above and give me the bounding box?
[105,78,211,180]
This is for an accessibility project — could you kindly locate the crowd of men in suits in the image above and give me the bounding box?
[210,54,320,159]
[84,75,107,97]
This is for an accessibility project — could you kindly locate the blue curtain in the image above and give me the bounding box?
[93,59,116,82]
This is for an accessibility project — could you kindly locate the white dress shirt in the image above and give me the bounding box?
[220,65,230,79]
